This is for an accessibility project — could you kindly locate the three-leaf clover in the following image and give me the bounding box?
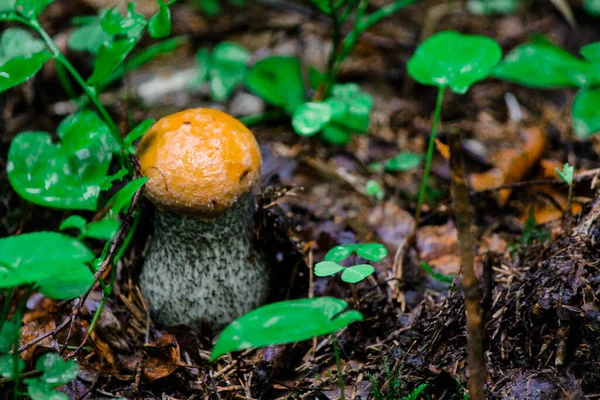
[292,83,374,145]
[314,243,387,284]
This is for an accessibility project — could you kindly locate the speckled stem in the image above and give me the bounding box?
[140,195,270,330]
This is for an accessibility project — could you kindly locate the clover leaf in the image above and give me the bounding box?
[0,28,53,92]
[0,232,94,299]
[408,31,502,94]
[7,110,117,210]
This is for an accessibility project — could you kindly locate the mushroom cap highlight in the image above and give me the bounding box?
[136,108,262,217]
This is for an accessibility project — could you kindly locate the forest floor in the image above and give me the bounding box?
[2,0,600,399]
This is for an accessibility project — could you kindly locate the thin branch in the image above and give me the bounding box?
[449,130,487,400]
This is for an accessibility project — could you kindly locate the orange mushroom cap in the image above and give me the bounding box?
[136,108,262,218]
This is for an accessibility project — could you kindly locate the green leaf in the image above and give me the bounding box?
[384,152,423,172]
[292,102,333,136]
[0,28,46,64]
[68,14,113,54]
[572,88,600,138]
[211,297,363,361]
[0,354,24,379]
[0,232,94,299]
[59,215,87,233]
[492,41,599,88]
[88,37,137,86]
[314,261,345,277]
[408,31,502,94]
[0,52,52,92]
[354,243,388,261]
[365,179,384,200]
[36,353,79,386]
[0,321,17,353]
[321,124,352,145]
[84,219,119,240]
[0,28,53,92]
[26,378,69,400]
[8,110,116,210]
[580,42,600,64]
[107,37,186,86]
[246,56,305,114]
[148,0,171,38]
[124,119,155,150]
[466,0,518,15]
[0,0,15,12]
[420,261,454,283]
[100,4,146,38]
[341,264,374,283]
[107,177,148,215]
[15,0,54,17]
[324,245,355,262]
[584,0,600,16]
[209,42,250,101]
[555,163,574,185]
[329,83,373,132]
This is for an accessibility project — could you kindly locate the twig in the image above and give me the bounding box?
[449,130,487,400]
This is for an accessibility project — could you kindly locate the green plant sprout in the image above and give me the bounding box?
[492,38,600,137]
[407,31,502,222]
[556,162,574,215]
[325,243,388,262]
[365,179,385,201]
[0,232,96,398]
[238,0,415,144]
[194,42,250,101]
[367,358,428,400]
[0,1,172,396]
[315,261,375,283]
[211,297,363,400]
[420,261,454,284]
[369,152,423,173]
[314,243,387,283]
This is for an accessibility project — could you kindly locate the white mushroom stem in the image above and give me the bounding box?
[139,195,270,329]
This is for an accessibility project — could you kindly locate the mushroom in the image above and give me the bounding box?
[136,108,270,329]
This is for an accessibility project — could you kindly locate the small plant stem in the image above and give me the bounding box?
[415,86,445,224]
[2,13,125,150]
[0,288,14,332]
[55,62,78,100]
[567,183,573,216]
[331,334,345,400]
[449,130,486,400]
[12,285,36,400]
[359,0,415,31]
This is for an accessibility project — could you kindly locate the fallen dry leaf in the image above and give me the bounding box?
[19,314,58,362]
[142,333,182,382]
[470,127,547,205]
